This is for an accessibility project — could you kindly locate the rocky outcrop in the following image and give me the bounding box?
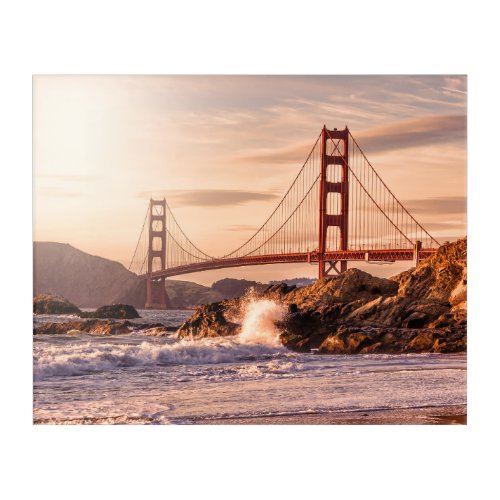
[283,269,399,307]
[178,238,467,354]
[177,302,239,339]
[393,238,466,303]
[33,294,82,315]
[34,319,134,336]
[283,323,466,354]
[79,304,140,319]
[33,319,177,336]
[34,291,141,320]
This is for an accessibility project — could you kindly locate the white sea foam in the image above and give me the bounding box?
[33,307,467,424]
[238,298,286,346]
[33,337,287,380]
[34,298,292,380]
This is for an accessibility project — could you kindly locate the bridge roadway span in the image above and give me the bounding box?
[140,248,436,280]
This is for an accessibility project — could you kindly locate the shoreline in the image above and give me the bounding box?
[33,405,467,425]
[196,405,467,425]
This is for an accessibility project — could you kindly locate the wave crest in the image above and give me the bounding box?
[33,337,288,380]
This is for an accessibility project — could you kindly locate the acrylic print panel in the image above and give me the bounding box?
[33,75,466,425]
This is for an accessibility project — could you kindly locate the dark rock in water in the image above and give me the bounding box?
[79,304,140,319]
[177,302,239,339]
[34,319,134,336]
[34,294,140,320]
[33,319,177,336]
[33,294,82,315]
[133,323,179,336]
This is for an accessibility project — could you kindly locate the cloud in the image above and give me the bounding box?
[137,189,280,207]
[402,196,467,215]
[234,142,315,166]
[357,115,466,154]
[441,87,467,96]
[231,114,466,167]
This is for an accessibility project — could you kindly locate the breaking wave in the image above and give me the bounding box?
[33,337,290,380]
[238,298,286,346]
[34,298,290,380]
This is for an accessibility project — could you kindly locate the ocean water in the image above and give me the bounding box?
[33,300,466,424]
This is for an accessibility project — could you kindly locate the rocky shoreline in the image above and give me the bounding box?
[33,298,175,336]
[177,238,467,354]
[33,318,176,336]
[33,239,467,353]
[34,295,141,319]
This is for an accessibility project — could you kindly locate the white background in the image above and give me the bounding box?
[0,1,498,499]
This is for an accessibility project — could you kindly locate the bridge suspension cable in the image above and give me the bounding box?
[222,131,322,259]
[128,126,440,278]
[163,200,215,269]
[128,205,149,274]
[324,128,439,251]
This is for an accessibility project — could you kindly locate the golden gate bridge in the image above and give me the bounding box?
[128,126,440,309]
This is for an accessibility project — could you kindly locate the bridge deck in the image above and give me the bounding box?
[139,248,437,279]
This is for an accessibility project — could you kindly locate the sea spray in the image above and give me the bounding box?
[238,299,287,346]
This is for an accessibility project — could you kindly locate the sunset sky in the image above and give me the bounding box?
[33,75,466,285]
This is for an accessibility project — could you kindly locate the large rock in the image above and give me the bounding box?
[34,319,133,336]
[345,295,449,328]
[392,238,467,304]
[33,294,81,315]
[407,331,436,351]
[33,319,177,336]
[177,302,239,339]
[318,329,368,354]
[263,269,398,310]
[176,238,467,355]
[79,304,140,319]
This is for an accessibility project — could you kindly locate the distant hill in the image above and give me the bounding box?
[105,277,225,310]
[34,242,139,308]
[166,280,224,309]
[211,278,268,298]
[269,277,316,287]
[33,242,239,309]
[33,242,316,309]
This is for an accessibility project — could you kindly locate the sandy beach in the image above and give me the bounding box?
[198,405,467,425]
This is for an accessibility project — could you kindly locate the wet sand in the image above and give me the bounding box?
[198,405,467,425]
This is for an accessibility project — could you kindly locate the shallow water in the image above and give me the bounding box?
[33,308,466,424]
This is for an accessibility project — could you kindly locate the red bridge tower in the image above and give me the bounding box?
[145,198,168,309]
[318,126,349,278]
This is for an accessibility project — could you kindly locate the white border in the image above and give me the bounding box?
[1,1,498,499]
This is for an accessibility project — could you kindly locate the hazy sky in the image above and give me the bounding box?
[33,75,466,285]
